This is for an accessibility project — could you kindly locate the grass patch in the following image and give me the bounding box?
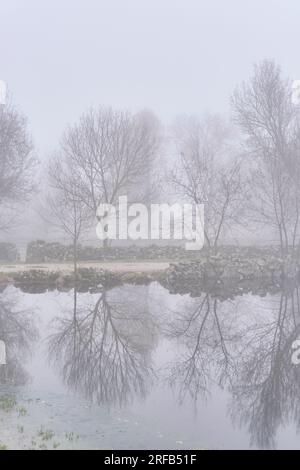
[37,427,55,441]
[65,431,79,442]
[0,394,17,412]
[17,405,28,417]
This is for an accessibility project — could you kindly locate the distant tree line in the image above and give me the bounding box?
[1,59,300,258]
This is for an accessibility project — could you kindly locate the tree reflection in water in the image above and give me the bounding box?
[11,280,300,449]
[229,288,300,449]
[0,290,37,386]
[165,292,242,402]
[48,286,156,406]
[166,286,300,448]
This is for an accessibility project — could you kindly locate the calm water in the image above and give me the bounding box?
[1,282,300,449]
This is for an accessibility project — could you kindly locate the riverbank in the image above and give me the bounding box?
[0,261,168,292]
[1,247,300,297]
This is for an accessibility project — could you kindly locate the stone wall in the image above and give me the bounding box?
[0,243,19,262]
[165,251,300,296]
[25,240,197,263]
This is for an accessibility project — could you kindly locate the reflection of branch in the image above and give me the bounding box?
[167,294,239,403]
[48,288,155,406]
[230,288,300,449]
[0,293,37,386]
[212,298,236,385]
[166,286,300,448]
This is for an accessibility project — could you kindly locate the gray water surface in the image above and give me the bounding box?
[0,282,300,450]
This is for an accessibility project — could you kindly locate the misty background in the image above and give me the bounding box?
[0,0,299,252]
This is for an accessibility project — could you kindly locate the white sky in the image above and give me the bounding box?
[1,0,300,157]
[1,0,300,247]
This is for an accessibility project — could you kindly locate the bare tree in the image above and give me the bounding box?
[56,107,161,243]
[50,107,161,248]
[231,59,300,255]
[171,114,245,254]
[0,100,36,229]
[47,155,91,294]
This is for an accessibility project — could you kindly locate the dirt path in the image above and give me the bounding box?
[0,261,170,275]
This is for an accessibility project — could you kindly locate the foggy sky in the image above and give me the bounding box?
[1,0,300,157]
[1,0,300,248]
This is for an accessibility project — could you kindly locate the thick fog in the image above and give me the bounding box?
[1,0,300,248]
[1,0,299,153]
